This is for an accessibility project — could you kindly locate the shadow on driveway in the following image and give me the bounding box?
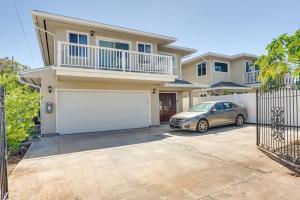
[25,124,247,159]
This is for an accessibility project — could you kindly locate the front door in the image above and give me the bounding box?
[159,93,177,122]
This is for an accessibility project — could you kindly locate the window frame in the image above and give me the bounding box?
[66,30,90,58]
[67,30,90,45]
[196,61,207,77]
[136,41,153,53]
[96,36,132,51]
[213,60,230,73]
[245,60,259,73]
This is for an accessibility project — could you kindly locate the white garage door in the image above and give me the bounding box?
[57,90,151,134]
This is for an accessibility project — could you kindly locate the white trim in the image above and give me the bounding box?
[162,45,197,53]
[19,67,51,75]
[96,36,132,50]
[163,83,209,88]
[32,10,177,43]
[205,86,252,91]
[213,60,230,74]
[136,41,153,53]
[196,61,207,78]
[55,89,152,134]
[182,52,258,65]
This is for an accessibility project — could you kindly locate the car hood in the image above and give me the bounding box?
[172,111,205,119]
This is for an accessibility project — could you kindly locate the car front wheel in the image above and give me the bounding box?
[197,119,208,133]
[235,115,244,126]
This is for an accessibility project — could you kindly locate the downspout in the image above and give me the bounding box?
[17,73,43,135]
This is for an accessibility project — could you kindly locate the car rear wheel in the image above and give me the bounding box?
[235,115,244,126]
[197,119,208,133]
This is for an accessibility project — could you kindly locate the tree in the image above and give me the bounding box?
[0,58,39,152]
[255,29,300,84]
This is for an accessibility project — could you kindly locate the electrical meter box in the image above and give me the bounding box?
[46,102,53,113]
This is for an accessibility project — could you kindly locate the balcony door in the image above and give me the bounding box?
[159,93,177,122]
[97,38,131,69]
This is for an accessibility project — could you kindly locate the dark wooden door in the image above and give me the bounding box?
[159,93,177,122]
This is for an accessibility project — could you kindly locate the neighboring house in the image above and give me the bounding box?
[182,52,259,96]
[20,10,205,135]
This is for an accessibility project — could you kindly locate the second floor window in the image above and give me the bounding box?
[197,62,207,76]
[69,32,88,57]
[214,62,228,73]
[245,61,259,72]
[137,43,152,53]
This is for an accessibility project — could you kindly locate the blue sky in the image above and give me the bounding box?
[1,0,299,68]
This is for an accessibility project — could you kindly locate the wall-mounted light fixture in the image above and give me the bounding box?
[48,86,52,93]
[90,30,94,36]
[152,88,156,94]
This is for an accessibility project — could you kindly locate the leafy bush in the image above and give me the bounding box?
[0,58,39,152]
[255,29,300,84]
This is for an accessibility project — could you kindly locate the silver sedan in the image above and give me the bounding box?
[169,101,248,133]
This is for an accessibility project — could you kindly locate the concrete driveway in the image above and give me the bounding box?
[9,125,300,200]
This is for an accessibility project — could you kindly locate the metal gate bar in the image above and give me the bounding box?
[257,76,300,165]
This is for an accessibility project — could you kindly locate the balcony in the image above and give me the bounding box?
[244,70,260,84]
[57,41,173,75]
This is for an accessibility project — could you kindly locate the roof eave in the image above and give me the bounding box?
[31,10,177,45]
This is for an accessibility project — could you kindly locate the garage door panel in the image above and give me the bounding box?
[57,90,150,134]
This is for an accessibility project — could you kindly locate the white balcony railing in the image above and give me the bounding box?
[244,70,260,84]
[57,41,173,75]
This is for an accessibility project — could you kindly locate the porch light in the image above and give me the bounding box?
[90,30,94,36]
[48,86,52,93]
[152,88,156,94]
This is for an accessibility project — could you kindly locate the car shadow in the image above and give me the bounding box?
[168,124,251,137]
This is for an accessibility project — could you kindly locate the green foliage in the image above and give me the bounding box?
[255,29,300,84]
[0,58,39,152]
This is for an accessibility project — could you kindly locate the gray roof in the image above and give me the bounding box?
[210,82,247,88]
[169,79,193,85]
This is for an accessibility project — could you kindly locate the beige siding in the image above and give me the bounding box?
[40,21,184,77]
[182,56,257,87]
[182,59,211,85]
[25,69,187,134]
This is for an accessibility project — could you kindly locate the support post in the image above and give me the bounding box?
[188,89,193,109]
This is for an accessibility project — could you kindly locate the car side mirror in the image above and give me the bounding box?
[211,108,217,113]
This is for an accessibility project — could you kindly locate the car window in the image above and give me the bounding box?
[214,103,223,111]
[223,102,234,109]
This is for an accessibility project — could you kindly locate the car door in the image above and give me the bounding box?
[209,102,226,126]
[222,102,237,123]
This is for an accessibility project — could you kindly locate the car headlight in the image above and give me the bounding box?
[182,118,192,124]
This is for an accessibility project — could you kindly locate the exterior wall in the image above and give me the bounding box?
[44,21,184,78]
[182,58,212,86]
[209,57,232,85]
[182,56,257,87]
[28,69,185,134]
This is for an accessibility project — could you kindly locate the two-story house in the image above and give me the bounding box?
[182,52,259,96]
[20,10,206,135]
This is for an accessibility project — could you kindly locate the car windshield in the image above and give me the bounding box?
[189,103,214,112]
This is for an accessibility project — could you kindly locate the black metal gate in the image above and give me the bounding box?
[0,86,8,200]
[257,76,300,165]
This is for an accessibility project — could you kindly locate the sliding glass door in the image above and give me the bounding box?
[98,39,130,69]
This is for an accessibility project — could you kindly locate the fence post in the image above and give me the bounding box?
[0,86,8,200]
[256,88,259,146]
